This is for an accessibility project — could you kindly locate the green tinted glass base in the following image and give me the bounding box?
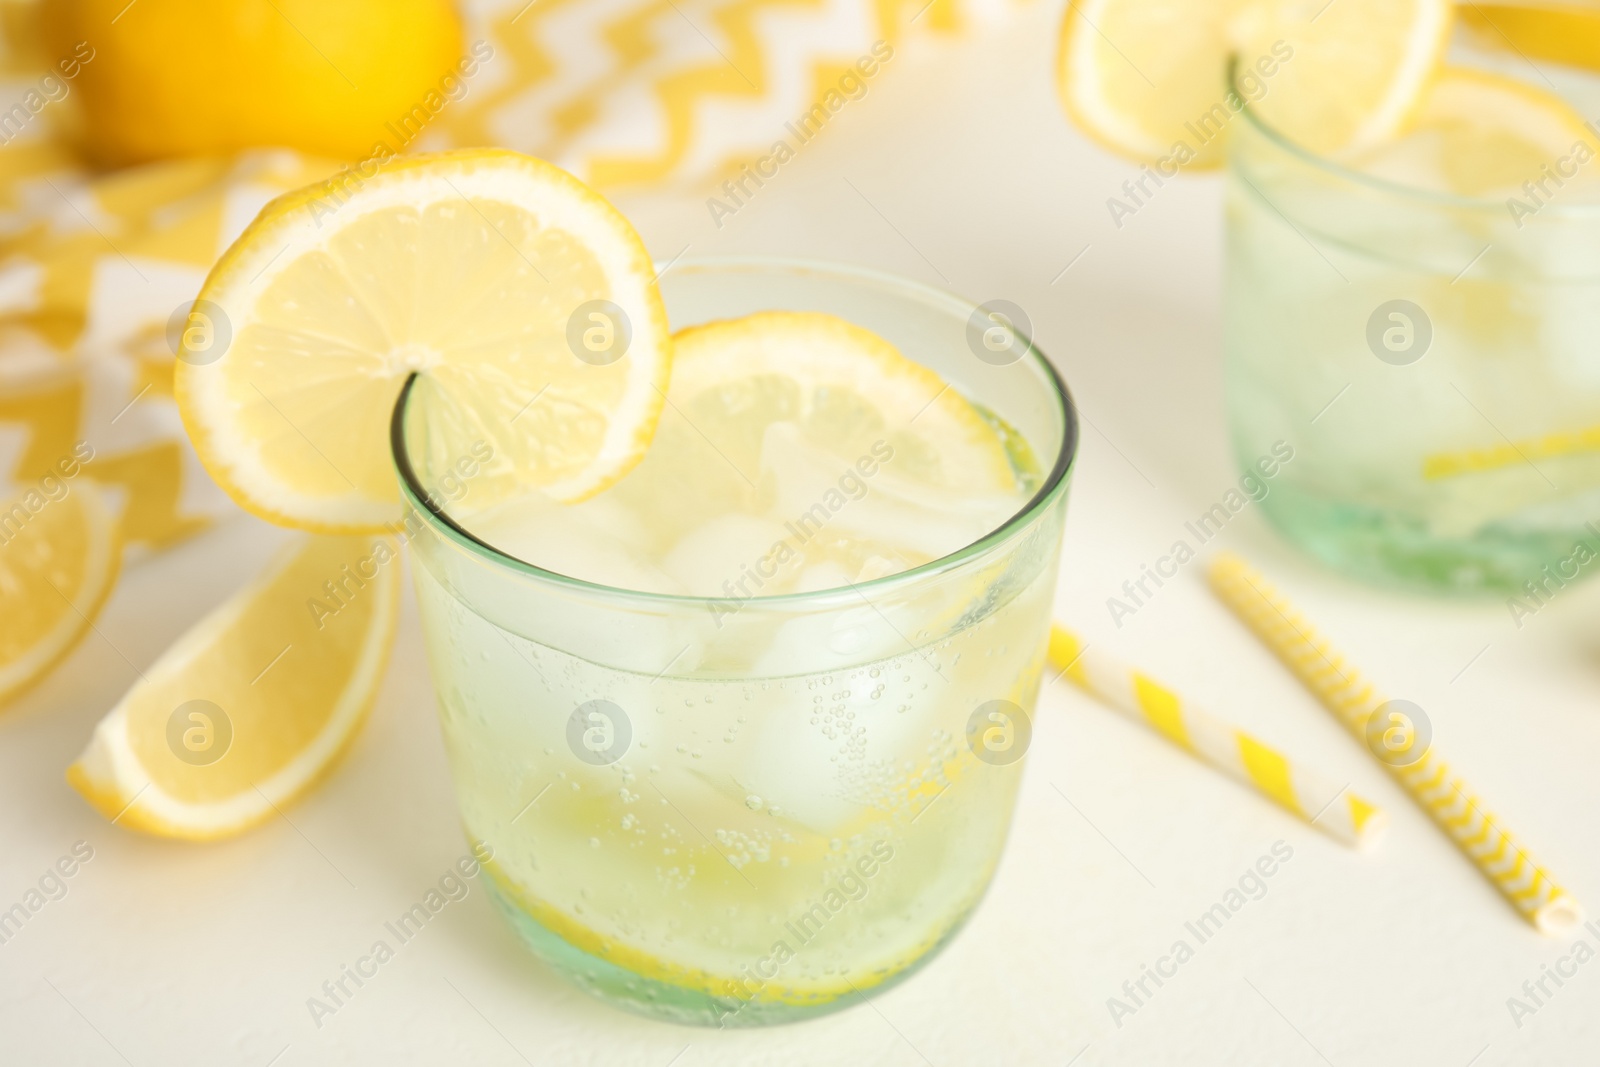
[482,876,966,1028]
[1258,485,1593,595]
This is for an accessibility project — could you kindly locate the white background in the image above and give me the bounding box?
[4,4,1600,1064]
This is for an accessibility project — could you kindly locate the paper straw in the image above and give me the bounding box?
[1208,552,1584,935]
[1048,625,1386,849]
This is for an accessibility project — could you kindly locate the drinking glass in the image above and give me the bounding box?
[391,259,1077,1025]
[1225,64,1600,592]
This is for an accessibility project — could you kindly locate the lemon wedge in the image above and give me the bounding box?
[0,480,121,708]
[176,148,671,534]
[1057,0,1453,165]
[68,534,398,840]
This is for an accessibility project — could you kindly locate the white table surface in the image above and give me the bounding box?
[5,5,1599,1064]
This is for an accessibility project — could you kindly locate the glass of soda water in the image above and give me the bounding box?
[1226,59,1600,593]
[392,259,1077,1025]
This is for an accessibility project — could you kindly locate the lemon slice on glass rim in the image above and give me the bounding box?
[1345,66,1600,198]
[175,148,672,534]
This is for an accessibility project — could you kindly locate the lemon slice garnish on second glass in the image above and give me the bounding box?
[176,148,671,533]
[1346,66,1600,198]
[1057,0,1454,164]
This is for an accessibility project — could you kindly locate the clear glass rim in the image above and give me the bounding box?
[1231,55,1600,216]
[390,255,1078,611]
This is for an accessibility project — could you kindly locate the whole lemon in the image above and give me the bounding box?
[41,0,469,165]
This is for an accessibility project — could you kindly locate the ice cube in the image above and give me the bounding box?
[760,421,1022,563]
[752,606,905,677]
[735,655,944,835]
[855,556,900,582]
[661,513,796,597]
[466,490,682,594]
[793,561,853,593]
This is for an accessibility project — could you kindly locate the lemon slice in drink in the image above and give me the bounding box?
[668,312,1011,488]
[68,534,399,840]
[602,310,1018,564]
[176,149,671,533]
[1346,67,1600,197]
[478,854,943,1009]
[0,480,121,708]
[1057,0,1453,165]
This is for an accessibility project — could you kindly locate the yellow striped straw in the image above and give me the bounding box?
[1208,552,1585,935]
[1423,421,1600,479]
[1048,625,1386,849]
